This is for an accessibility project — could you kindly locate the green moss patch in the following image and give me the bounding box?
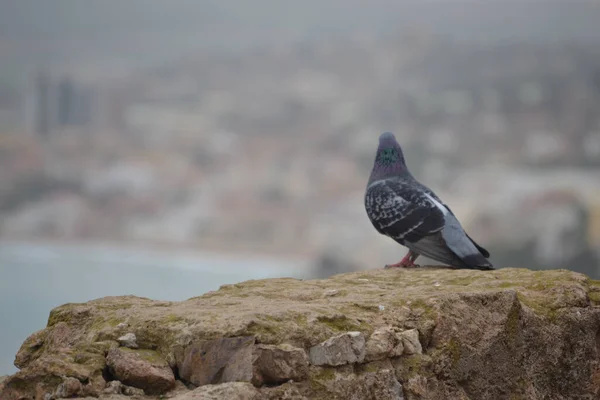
[314,367,336,381]
[516,293,559,322]
[119,348,168,365]
[316,315,371,333]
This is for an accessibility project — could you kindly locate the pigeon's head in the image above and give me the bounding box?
[369,132,408,182]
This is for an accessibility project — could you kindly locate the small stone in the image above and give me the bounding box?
[54,377,82,398]
[103,380,122,394]
[174,382,261,400]
[378,305,385,311]
[103,380,145,396]
[80,375,107,398]
[106,347,176,395]
[433,282,441,287]
[117,322,129,329]
[117,332,138,349]
[263,382,309,400]
[309,332,366,366]
[324,289,339,297]
[252,343,309,386]
[357,279,370,282]
[122,384,145,396]
[398,329,422,355]
[365,327,396,361]
[391,339,404,357]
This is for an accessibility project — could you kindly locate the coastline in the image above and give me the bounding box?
[0,237,313,272]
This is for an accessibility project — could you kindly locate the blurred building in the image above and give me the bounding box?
[2,26,600,278]
[33,72,96,136]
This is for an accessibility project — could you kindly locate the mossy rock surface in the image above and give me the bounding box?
[2,267,600,400]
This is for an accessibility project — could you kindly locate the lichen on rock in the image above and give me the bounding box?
[106,347,175,395]
[2,267,600,400]
[309,331,366,366]
[117,333,138,349]
[175,382,261,400]
[177,336,255,386]
[252,343,310,386]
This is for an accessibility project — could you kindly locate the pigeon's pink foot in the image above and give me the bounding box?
[384,251,421,269]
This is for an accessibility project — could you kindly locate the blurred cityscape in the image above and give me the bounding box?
[1,1,600,278]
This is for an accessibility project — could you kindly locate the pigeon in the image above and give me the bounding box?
[364,132,494,270]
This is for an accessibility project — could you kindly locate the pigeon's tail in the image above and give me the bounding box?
[458,252,495,271]
[466,233,490,258]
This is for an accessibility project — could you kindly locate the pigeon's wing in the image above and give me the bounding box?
[365,179,445,244]
[418,183,490,258]
[403,184,494,270]
[436,200,491,258]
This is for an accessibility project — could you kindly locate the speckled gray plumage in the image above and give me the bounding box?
[365,132,493,270]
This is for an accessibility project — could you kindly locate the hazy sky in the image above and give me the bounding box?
[2,1,599,39]
[1,0,600,73]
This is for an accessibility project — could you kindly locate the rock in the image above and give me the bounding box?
[102,380,145,396]
[309,331,366,366]
[106,347,175,395]
[391,338,404,357]
[3,268,600,400]
[54,377,82,398]
[0,352,106,400]
[116,323,129,329]
[45,322,76,351]
[393,354,433,386]
[14,329,47,368]
[103,380,123,395]
[166,380,192,399]
[178,336,255,386]
[121,384,145,396]
[262,382,309,400]
[365,327,398,361]
[397,329,422,355]
[173,382,261,400]
[310,360,404,400]
[117,333,138,349]
[252,343,309,386]
[71,396,127,400]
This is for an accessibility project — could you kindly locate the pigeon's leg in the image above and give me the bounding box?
[385,250,421,269]
[408,251,421,267]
